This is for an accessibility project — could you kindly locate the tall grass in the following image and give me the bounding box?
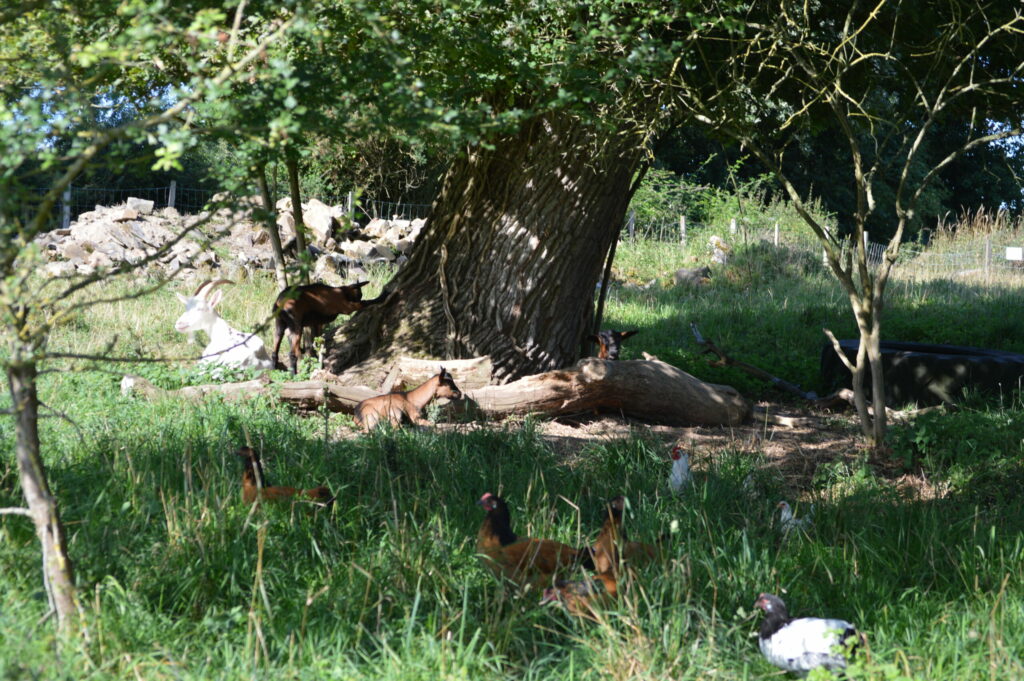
[2,222,1024,679]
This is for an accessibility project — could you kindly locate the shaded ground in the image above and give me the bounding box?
[335,399,941,500]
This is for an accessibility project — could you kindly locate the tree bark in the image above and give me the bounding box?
[285,147,310,284]
[324,113,647,382]
[255,162,288,290]
[7,359,77,632]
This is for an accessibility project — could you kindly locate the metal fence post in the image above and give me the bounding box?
[168,180,177,209]
[773,221,779,246]
[730,217,737,235]
[61,185,71,230]
[627,209,635,241]
[822,226,829,267]
[680,215,686,246]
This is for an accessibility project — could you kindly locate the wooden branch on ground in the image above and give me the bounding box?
[123,356,750,426]
[814,388,952,422]
[690,322,817,400]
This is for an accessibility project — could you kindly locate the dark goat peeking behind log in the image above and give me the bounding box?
[590,330,639,360]
[272,282,382,373]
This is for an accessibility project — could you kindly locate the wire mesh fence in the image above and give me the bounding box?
[35,183,218,230]
[358,199,432,221]
[619,210,1024,281]
[40,183,434,231]
[32,182,1024,283]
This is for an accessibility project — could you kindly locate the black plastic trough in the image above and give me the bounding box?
[820,340,1024,406]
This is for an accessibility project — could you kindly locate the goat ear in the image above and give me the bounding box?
[208,289,223,308]
[622,330,639,339]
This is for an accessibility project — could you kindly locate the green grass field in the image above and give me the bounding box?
[2,231,1024,679]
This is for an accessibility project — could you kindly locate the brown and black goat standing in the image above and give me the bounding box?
[271,281,381,373]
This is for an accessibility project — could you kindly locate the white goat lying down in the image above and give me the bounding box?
[175,280,273,370]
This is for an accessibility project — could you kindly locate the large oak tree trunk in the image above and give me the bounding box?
[325,113,646,382]
[8,359,77,632]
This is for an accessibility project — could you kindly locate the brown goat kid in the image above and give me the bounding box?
[235,446,334,508]
[354,368,463,431]
[272,282,381,373]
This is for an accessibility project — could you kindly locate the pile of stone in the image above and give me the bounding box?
[34,195,427,285]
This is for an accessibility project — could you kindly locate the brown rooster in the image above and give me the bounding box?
[475,493,592,587]
[235,446,334,508]
[592,496,658,574]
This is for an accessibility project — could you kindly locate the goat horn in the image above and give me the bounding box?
[193,279,235,300]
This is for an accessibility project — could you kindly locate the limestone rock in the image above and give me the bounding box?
[126,197,155,214]
[113,208,140,222]
[303,198,335,245]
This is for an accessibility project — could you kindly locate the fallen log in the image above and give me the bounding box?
[120,374,377,411]
[466,357,750,426]
[122,357,750,426]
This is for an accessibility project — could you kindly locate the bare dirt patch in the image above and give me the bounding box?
[334,400,940,499]
[533,403,865,488]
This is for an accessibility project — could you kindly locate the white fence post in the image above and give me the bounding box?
[730,217,737,235]
[61,185,71,230]
[985,235,992,283]
[627,209,636,241]
[822,226,829,267]
[680,215,686,246]
[773,221,779,246]
[168,180,177,209]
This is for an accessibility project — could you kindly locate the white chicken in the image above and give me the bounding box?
[668,445,692,494]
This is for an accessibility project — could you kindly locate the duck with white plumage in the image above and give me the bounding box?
[754,593,862,676]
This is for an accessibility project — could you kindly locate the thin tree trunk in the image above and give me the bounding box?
[325,113,646,382]
[590,236,619,356]
[8,359,77,632]
[255,162,288,290]
[285,147,309,284]
[867,310,887,444]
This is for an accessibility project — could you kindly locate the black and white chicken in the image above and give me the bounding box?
[776,500,814,535]
[754,593,861,676]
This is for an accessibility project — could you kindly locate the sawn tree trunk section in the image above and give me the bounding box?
[324,114,646,382]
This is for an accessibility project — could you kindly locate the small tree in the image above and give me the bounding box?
[0,1,301,632]
[673,0,1024,444]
